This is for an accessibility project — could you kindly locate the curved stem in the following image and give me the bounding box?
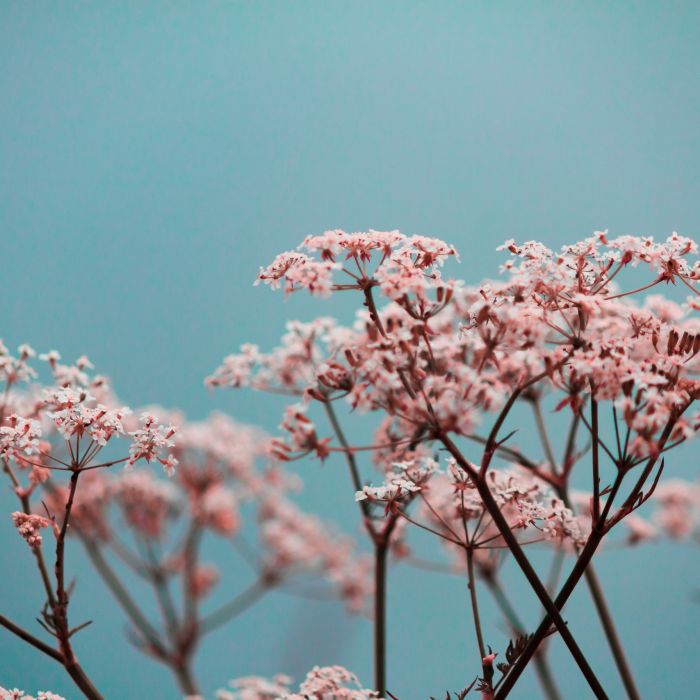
[323,401,371,523]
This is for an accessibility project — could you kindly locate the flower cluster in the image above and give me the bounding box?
[356,458,439,510]
[650,478,700,539]
[11,512,57,549]
[216,674,294,700]
[219,666,380,700]
[0,416,42,458]
[1,350,178,477]
[257,494,373,612]
[127,413,178,474]
[0,689,65,700]
[43,388,129,447]
[0,342,38,386]
[112,470,179,539]
[256,230,458,306]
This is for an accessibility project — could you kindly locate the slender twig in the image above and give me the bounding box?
[82,540,167,655]
[497,409,684,700]
[532,397,558,470]
[51,469,105,700]
[440,432,608,699]
[374,540,389,696]
[583,564,641,700]
[556,486,641,700]
[590,397,601,524]
[465,547,487,671]
[200,579,269,635]
[483,576,562,700]
[0,613,64,663]
[323,400,372,524]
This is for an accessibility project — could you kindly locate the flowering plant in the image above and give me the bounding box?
[3,229,700,699]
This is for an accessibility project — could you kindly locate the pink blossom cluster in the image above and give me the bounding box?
[0,416,42,458]
[216,230,700,473]
[257,494,373,612]
[127,412,178,474]
[255,229,457,301]
[219,666,380,700]
[356,457,583,556]
[355,458,439,508]
[650,478,700,539]
[216,673,294,700]
[0,342,38,385]
[43,409,372,611]
[0,689,65,700]
[43,388,129,447]
[111,470,179,539]
[0,350,178,478]
[11,512,56,550]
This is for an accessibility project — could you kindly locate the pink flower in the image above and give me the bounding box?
[197,484,239,536]
[190,564,219,599]
[43,388,129,446]
[290,665,380,699]
[255,251,340,297]
[12,512,56,549]
[0,342,38,385]
[217,674,294,700]
[128,413,177,474]
[113,471,179,539]
[0,416,42,458]
[0,690,66,700]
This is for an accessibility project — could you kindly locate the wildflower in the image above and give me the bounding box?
[0,416,42,458]
[12,512,56,549]
[128,413,177,473]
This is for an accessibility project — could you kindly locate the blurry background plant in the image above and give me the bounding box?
[0,348,371,698]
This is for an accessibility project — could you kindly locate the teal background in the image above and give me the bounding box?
[1,2,699,698]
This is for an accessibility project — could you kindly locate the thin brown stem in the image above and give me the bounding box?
[0,613,64,663]
[483,576,562,700]
[200,579,269,635]
[465,547,487,670]
[323,400,372,525]
[584,564,641,700]
[82,540,167,656]
[495,473,626,698]
[440,432,608,699]
[532,398,558,470]
[172,662,199,696]
[557,488,641,700]
[590,397,601,525]
[374,542,388,697]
